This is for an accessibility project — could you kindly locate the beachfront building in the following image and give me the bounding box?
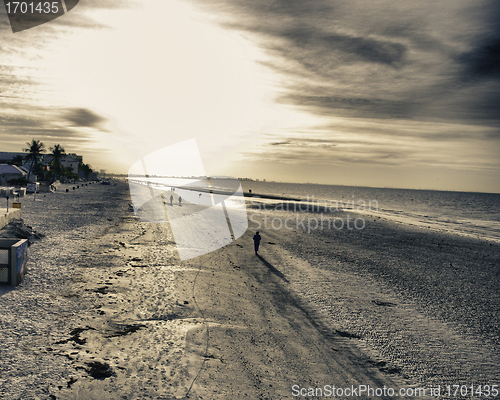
[43,154,80,174]
[61,155,80,174]
[0,164,27,185]
[0,152,32,172]
[1,150,89,182]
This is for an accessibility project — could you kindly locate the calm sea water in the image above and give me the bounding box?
[240,181,500,242]
[126,176,500,241]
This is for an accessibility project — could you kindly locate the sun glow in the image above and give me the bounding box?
[39,0,283,172]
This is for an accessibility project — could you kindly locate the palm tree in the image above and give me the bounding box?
[49,144,65,180]
[23,139,45,180]
[8,155,24,167]
[79,163,93,180]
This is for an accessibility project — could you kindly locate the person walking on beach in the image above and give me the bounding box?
[178,196,182,206]
[170,194,173,206]
[253,231,261,254]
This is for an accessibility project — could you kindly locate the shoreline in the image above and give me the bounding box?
[246,197,500,244]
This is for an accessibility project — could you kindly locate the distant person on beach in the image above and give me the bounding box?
[178,196,182,206]
[253,231,261,254]
[170,194,173,206]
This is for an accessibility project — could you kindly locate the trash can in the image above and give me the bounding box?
[0,239,28,286]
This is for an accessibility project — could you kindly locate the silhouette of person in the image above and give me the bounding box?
[253,231,261,254]
[170,194,173,206]
[178,196,182,206]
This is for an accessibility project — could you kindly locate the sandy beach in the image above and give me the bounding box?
[0,182,499,399]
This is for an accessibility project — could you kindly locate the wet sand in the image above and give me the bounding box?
[0,182,498,399]
[246,204,500,390]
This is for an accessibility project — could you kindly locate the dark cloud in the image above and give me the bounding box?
[455,1,500,82]
[456,36,500,81]
[270,140,291,146]
[64,108,107,128]
[272,137,338,145]
[0,104,107,131]
[249,144,408,166]
[277,27,407,68]
[0,125,92,154]
[0,112,89,138]
[0,104,102,155]
[188,0,500,126]
[279,93,417,120]
[269,138,338,147]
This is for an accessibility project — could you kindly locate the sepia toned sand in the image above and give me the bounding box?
[0,182,498,399]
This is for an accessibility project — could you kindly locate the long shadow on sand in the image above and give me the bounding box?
[257,254,288,282]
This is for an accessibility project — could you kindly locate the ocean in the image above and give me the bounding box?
[126,176,500,240]
[239,181,500,242]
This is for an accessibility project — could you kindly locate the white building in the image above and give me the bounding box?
[61,155,79,174]
[43,154,80,174]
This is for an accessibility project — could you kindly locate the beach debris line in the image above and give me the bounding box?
[89,286,112,295]
[335,329,361,339]
[84,361,116,380]
[67,376,78,388]
[0,219,43,244]
[372,300,397,307]
[104,322,147,338]
[54,326,97,346]
[366,360,402,375]
[128,259,149,268]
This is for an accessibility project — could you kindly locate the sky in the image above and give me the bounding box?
[0,0,499,192]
